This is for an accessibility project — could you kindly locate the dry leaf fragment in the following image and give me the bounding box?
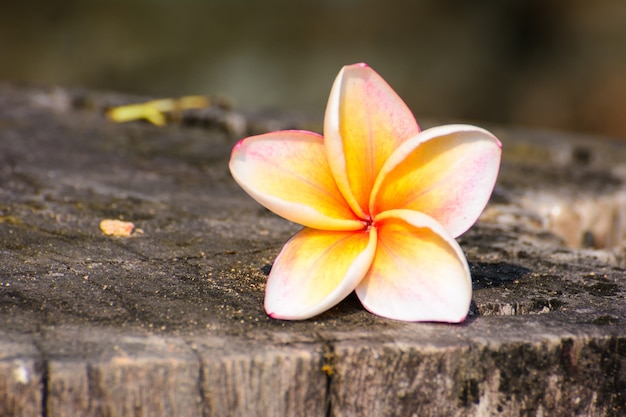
[106,96,209,126]
[100,219,135,237]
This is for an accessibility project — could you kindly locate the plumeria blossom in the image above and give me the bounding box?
[229,63,501,322]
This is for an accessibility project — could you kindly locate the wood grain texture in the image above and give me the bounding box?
[43,329,203,417]
[0,337,42,417]
[193,338,327,417]
[326,320,625,417]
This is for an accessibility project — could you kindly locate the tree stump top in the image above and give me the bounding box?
[1,84,624,416]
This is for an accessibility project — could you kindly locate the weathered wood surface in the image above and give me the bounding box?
[0,83,625,417]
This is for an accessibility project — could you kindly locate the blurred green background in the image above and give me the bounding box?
[2,0,626,138]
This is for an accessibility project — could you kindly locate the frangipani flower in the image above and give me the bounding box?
[229,63,501,322]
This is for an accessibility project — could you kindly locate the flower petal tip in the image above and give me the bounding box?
[445,310,468,324]
[266,310,303,321]
[232,139,244,151]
